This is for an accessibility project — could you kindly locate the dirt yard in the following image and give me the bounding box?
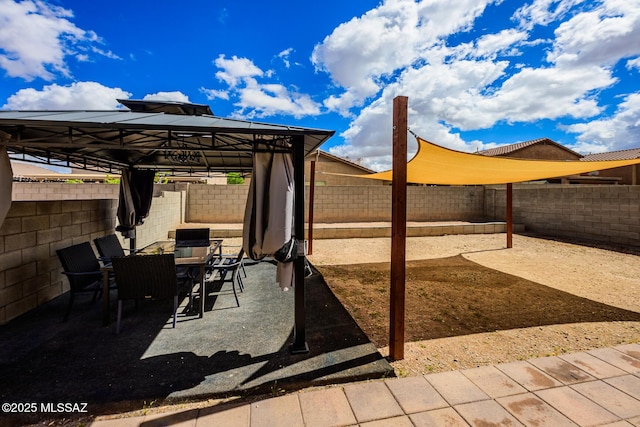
[307,233,640,377]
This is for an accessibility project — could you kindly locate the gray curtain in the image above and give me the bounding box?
[243,146,295,290]
[0,147,12,227]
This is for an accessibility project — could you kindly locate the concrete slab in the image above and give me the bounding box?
[298,387,357,427]
[496,360,563,391]
[462,365,528,398]
[559,352,627,379]
[425,370,490,406]
[497,393,577,427]
[409,408,470,427]
[528,356,595,384]
[535,386,620,426]
[605,375,640,400]
[588,348,640,374]
[454,400,524,426]
[343,381,404,423]
[572,380,640,419]
[384,376,449,414]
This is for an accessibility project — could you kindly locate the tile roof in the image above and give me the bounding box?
[479,138,582,158]
[581,148,640,161]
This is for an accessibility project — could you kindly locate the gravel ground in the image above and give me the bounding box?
[307,233,640,376]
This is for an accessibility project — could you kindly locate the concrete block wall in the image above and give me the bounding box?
[1,183,184,324]
[187,185,487,223]
[0,199,117,324]
[487,185,640,248]
[187,184,249,223]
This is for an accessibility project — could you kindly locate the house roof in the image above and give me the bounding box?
[306,149,376,174]
[0,107,334,174]
[479,138,583,158]
[581,147,640,161]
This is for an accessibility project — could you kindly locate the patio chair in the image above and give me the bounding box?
[93,234,126,265]
[56,242,115,322]
[205,248,245,307]
[110,254,179,334]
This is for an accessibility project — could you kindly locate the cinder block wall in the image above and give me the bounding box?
[487,185,640,247]
[0,183,183,324]
[186,185,487,223]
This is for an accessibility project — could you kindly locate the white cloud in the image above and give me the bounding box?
[278,48,294,68]
[0,0,118,81]
[547,0,640,67]
[311,0,497,114]
[2,81,131,109]
[213,54,263,88]
[204,54,321,119]
[143,91,190,103]
[316,0,640,170]
[563,92,640,152]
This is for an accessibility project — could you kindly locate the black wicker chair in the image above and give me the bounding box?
[110,254,179,334]
[93,234,126,265]
[205,248,245,307]
[56,242,114,321]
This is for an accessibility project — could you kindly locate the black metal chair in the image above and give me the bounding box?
[205,248,245,307]
[93,234,126,265]
[56,242,114,321]
[110,254,179,334]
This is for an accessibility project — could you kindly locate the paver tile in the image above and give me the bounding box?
[385,376,448,413]
[496,360,563,391]
[425,370,489,405]
[589,348,640,374]
[343,381,403,423]
[572,380,640,419]
[250,394,303,427]
[298,387,357,427]
[462,365,527,398]
[560,352,627,379]
[605,374,640,400]
[628,415,640,426]
[196,404,250,427]
[614,344,640,361]
[536,385,619,426]
[497,392,579,426]
[409,407,470,427]
[529,356,594,384]
[140,408,199,427]
[359,415,414,426]
[455,400,524,426]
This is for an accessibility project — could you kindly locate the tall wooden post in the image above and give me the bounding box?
[389,96,408,361]
[506,183,513,248]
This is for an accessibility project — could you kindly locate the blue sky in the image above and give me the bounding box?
[1,0,639,171]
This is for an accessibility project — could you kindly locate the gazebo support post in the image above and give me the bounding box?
[291,135,309,354]
[389,96,408,361]
[506,183,513,248]
[308,160,316,255]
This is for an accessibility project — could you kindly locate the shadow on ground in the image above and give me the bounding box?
[0,260,392,426]
[319,255,640,347]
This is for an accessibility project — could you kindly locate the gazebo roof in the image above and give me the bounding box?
[0,109,334,174]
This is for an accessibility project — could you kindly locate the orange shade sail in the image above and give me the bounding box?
[351,136,640,185]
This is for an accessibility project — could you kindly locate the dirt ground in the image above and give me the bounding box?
[307,233,640,377]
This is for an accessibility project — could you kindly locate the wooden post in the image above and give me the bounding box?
[506,183,513,248]
[308,160,316,255]
[389,96,408,361]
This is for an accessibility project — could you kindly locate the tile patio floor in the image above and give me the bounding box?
[90,343,640,426]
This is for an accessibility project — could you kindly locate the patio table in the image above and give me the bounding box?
[101,239,222,325]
